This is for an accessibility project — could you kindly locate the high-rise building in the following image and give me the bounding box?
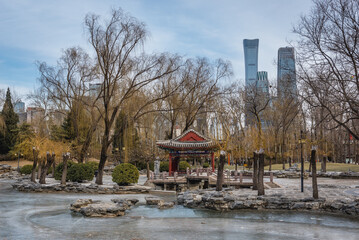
[89,83,102,97]
[256,71,269,94]
[243,39,260,126]
[14,101,25,113]
[243,39,259,88]
[277,47,296,98]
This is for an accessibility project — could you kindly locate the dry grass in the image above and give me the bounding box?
[265,163,359,172]
[1,157,104,168]
[0,159,34,168]
[224,162,359,172]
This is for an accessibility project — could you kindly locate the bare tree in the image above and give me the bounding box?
[243,83,271,194]
[85,8,180,184]
[37,47,100,162]
[295,0,359,140]
[160,58,232,139]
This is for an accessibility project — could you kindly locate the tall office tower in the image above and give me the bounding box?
[243,39,259,126]
[277,47,297,98]
[256,71,269,94]
[243,39,259,88]
[14,101,25,113]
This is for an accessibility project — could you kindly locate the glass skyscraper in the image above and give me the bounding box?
[243,39,259,88]
[277,47,297,98]
[256,71,269,94]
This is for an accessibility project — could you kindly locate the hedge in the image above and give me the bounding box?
[67,163,94,182]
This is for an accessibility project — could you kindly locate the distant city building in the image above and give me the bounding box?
[256,71,269,94]
[14,101,25,113]
[243,39,259,88]
[277,47,297,98]
[26,107,45,125]
[89,83,102,97]
[18,112,27,124]
[243,39,259,126]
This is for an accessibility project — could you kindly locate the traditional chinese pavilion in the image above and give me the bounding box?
[156,129,219,176]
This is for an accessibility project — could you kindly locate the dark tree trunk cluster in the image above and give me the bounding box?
[61,153,70,186]
[39,152,56,184]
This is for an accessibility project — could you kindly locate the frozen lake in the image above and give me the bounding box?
[1,179,359,240]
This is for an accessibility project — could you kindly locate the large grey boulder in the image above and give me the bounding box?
[70,198,138,217]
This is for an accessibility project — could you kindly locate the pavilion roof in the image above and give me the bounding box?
[156,129,218,151]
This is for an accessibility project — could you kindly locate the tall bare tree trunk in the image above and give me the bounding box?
[31,148,38,183]
[40,153,55,184]
[96,138,108,185]
[146,159,150,179]
[37,161,42,179]
[310,148,318,199]
[39,153,49,184]
[61,154,69,186]
[321,156,327,172]
[281,143,286,170]
[216,154,225,191]
[78,123,98,163]
[257,152,265,196]
[252,152,258,190]
[52,160,56,178]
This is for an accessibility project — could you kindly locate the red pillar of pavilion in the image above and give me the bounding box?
[169,153,172,176]
[211,152,215,172]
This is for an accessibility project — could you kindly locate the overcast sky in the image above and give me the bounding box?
[0,0,313,100]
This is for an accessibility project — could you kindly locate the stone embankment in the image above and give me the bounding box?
[12,179,151,194]
[272,170,359,179]
[70,198,139,217]
[0,164,12,174]
[145,197,175,209]
[177,190,359,216]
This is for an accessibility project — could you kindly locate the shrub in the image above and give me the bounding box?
[160,161,169,172]
[203,162,210,168]
[20,165,33,175]
[136,161,154,171]
[112,163,139,185]
[179,161,191,171]
[85,161,99,172]
[67,163,94,182]
[54,161,75,180]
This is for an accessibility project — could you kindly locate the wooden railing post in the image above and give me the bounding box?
[270,172,274,183]
[240,172,243,183]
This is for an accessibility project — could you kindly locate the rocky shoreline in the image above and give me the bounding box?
[12,179,151,194]
[177,190,359,216]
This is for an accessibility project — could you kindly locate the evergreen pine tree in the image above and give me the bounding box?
[0,88,19,154]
